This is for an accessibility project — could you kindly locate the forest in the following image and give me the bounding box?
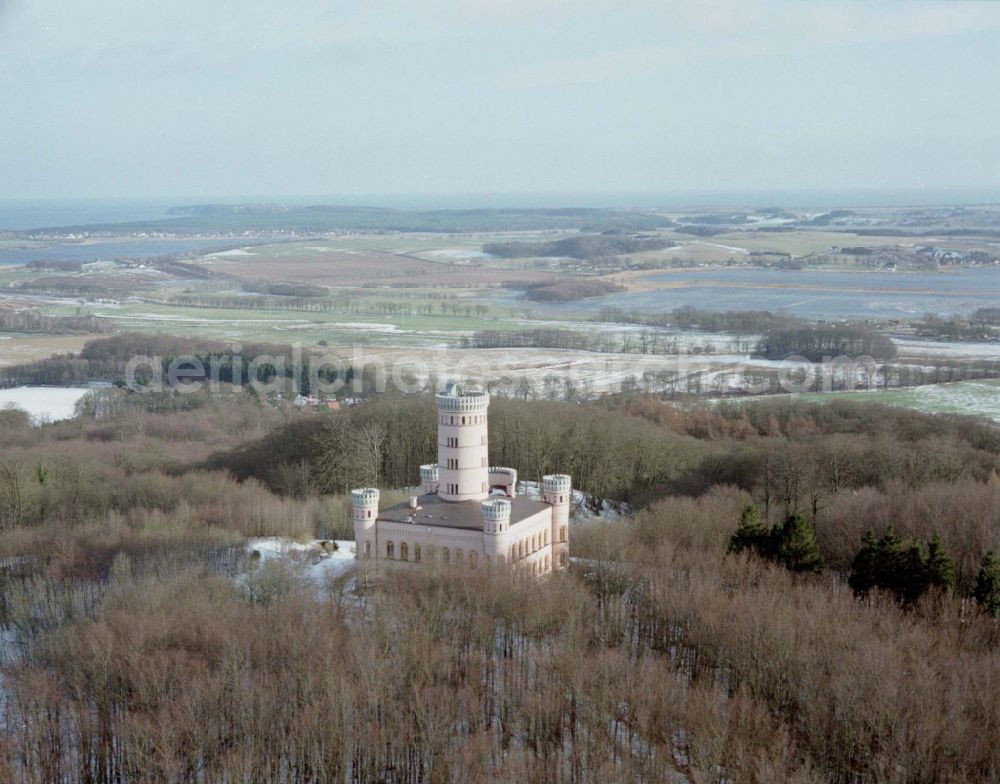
[19,205,671,237]
[756,324,898,361]
[502,277,625,302]
[0,334,375,395]
[0,388,997,782]
[0,309,113,336]
[596,305,806,335]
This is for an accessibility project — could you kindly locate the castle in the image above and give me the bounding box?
[352,384,570,575]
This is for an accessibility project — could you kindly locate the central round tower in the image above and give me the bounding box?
[436,383,490,502]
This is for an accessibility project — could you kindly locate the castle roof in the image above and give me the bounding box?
[377,493,548,530]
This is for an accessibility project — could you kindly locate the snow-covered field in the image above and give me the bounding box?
[893,337,1000,361]
[421,248,495,260]
[202,248,254,258]
[742,379,1000,422]
[351,345,871,397]
[0,386,89,423]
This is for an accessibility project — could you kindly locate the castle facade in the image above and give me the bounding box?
[353,384,570,575]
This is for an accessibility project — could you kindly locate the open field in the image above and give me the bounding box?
[749,379,1000,422]
[194,245,557,287]
[2,217,999,421]
[43,300,519,345]
[651,229,1000,259]
[38,300,739,352]
[0,333,94,366]
[344,345,756,395]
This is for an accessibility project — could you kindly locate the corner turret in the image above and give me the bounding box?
[481,497,511,563]
[543,474,571,570]
[351,487,379,561]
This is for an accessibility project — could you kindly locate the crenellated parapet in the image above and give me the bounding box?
[351,487,380,508]
[542,474,571,497]
[436,383,489,413]
[488,466,517,497]
[481,497,511,534]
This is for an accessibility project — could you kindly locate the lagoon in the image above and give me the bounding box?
[555,266,1000,320]
[0,238,238,266]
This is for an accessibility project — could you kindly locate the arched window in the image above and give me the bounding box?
[400,542,408,561]
[443,547,450,564]
[559,552,567,567]
[543,529,549,545]
[386,541,394,559]
[559,526,567,543]
[367,510,372,518]
[544,554,549,571]
[456,548,463,563]
[462,416,466,424]
[414,544,421,562]
[364,541,371,560]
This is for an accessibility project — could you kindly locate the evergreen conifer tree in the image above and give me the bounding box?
[849,529,880,594]
[772,513,824,574]
[924,533,955,592]
[896,542,929,606]
[851,528,958,606]
[729,504,768,555]
[974,550,1000,617]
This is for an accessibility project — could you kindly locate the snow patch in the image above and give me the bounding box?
[245,537,357,584]
[0,386,89,423]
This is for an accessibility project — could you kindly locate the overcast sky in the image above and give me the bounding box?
[1,0,998,200]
